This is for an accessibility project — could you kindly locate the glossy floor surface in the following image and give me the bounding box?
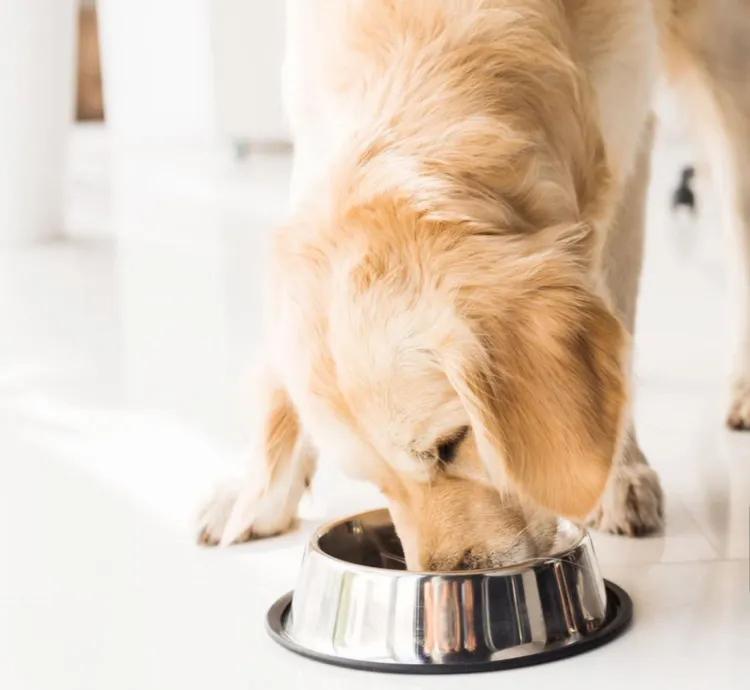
[1,120,749,689]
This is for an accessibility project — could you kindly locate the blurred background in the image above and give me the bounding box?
[1,0,291,248]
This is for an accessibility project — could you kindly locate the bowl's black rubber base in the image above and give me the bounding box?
[265,580,632,674]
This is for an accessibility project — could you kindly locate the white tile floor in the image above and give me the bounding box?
[1,119,749,690]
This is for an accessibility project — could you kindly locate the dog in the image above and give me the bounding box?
[198,0,750,570]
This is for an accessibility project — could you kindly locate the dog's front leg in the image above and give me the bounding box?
[588,429,664,536]
[197,366,317,546]
[588,115,664,536]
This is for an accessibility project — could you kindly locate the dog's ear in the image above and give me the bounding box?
[445,284,628,519]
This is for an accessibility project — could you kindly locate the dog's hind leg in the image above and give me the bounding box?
[197,367,317,546]
[662,1,750,429]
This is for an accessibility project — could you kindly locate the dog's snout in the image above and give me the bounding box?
[388,477,545,573]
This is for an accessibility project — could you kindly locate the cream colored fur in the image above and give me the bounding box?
[199,0,750,569]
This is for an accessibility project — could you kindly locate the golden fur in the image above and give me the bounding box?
[199,1,750,570]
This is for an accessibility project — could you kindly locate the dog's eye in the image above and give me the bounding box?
[436,426,470,465]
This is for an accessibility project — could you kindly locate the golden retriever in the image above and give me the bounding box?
[198,0,750,570]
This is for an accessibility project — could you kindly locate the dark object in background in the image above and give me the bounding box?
[672,165,696,212]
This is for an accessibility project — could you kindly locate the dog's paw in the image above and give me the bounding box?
[196,480,297,547]
[727,378,750,430]
[588,461,664,537]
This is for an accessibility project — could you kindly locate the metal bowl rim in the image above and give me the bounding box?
[306,507,590,578]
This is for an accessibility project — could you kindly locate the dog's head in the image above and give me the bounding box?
[274,195,628,571]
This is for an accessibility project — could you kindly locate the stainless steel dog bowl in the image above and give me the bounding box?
[266,509,631,673]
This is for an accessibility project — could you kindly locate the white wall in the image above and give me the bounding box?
[95,0,289,145]
[0,0,77,244]
[96,0,217,142]
[210,0,290,144]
